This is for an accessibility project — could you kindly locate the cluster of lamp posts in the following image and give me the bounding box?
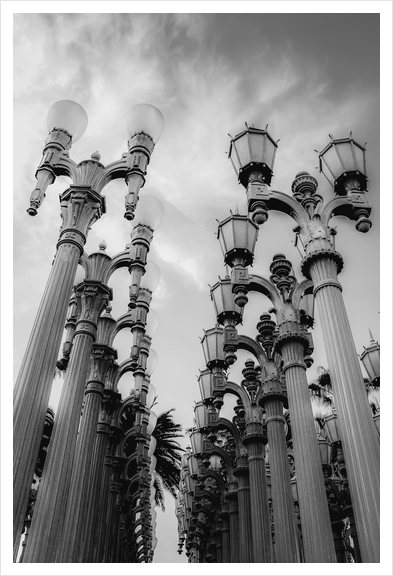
[175,124,379,563]
[14,101,166,563]
[13,100,379,563]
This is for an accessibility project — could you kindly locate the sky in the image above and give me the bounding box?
[3,2,392,575]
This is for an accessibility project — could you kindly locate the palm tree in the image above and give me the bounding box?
[308,366,380,433]
[152,408,184,511]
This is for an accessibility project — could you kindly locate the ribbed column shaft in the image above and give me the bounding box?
[308,256,380,562]
[264,400,300,562]
[57,382,104,561]
[234,465,253,563]
[216,533,223,563]
[13,242,80,556]
[226,490,239,563]
[220,513,230,563]
[282,341,336,562]
[244,430,272,562]
[83,428,111,561]
[23,331,95,562]
[103,480,120,562]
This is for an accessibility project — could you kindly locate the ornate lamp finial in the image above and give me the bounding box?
[91,151,101,161]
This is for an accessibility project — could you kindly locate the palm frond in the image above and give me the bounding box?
[153,475,165,511]
[152,408,184,505]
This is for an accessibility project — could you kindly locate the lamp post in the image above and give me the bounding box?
[13,100,164,555]
[228,125,379,562]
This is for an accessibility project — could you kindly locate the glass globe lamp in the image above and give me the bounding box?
[134,195,164,230]
[126,103,164,143]
[46,100,88,142]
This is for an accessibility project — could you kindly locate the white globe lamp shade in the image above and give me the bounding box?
[146,349,158,376]
[147,410,158,435]
[141,261,161,292]
[148,436,157,456]
[46,100,88,142]
[126,103,164,143]
[145,309,159,338]
[134,195,164,230]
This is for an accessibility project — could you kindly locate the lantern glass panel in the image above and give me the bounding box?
[210,281,225,317]
[190,431,203,454]
[324,412,340,444]
[320,144,343,182]
[318,438,330,466]
[218,218,235,253]
[354,143,366,174]
[188,454,199,477]
[185,473,192,494]
[195,401,208,429]
[198,370,213,401]
[360,344,380,382]
[233,132,251,168]
[265,134,277,171]
[248,131,265,164]
[336,141,355,172]
[202,328,225,365]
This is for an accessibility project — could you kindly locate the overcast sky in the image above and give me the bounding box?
[4,2,392,574]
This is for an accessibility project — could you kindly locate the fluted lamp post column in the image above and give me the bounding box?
[240,361,272,563]
[23,254,113,562]
[14,100,164,555]
[257,314,301,563]
[57,304,118,562]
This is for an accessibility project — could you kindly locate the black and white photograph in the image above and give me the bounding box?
[3,2,391,573]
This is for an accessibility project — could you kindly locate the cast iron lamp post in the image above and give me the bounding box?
[226,125,379,563]
[15,99,164,560]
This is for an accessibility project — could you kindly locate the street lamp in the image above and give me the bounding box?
[318,132,367,197]
[360,331,380,386]
[228,123,278,187]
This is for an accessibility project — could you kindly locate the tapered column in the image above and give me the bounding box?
[233,457,253,563]
[263,397,300,562]
[243,423,272,562]
[57,346,115,561]
[23,282,111,562]
[277,325,336,563]
[303,251,380,563]
[13,187,105,555]
[83,402,120,561]
[103,461,124,562]
[219,503,230,563]
[226,482,239,563]
[214,522,223,563]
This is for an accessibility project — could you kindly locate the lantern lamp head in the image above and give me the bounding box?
[318,133,367,196]
[228,124,278,188]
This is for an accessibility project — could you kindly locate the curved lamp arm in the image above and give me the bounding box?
[238,334,268,365]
